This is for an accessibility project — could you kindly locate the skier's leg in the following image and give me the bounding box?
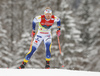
[18,34,43,69]
[24,46,36,63]
[45,42,52,69]
[45,42,52,61]
[44,34,52,68]
[24,34,43,63]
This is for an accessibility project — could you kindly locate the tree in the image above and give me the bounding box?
[0,21,13,68]
[73,0,100,71]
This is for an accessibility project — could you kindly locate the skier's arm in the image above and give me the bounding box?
[32,15,41,31]
[54,16,61,30]
[56,20,61,37]
[54,16,61,37]
[57,19,61,30]
[32,21,36,31]
[32,16,41,37]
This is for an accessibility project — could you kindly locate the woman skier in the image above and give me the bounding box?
[18,7,61,69]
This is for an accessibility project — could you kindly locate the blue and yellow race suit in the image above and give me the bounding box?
[24,15,61,63]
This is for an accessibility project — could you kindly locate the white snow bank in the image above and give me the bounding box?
[0,69,100,76]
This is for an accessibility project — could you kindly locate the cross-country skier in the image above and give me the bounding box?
[18,7,61,69]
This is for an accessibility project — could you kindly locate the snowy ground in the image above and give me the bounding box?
[0,69,100,76]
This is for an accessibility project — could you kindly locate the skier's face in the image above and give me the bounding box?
[45,13,52,19]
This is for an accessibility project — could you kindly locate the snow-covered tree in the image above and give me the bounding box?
[73,0,100,71]
[0,21,13,68]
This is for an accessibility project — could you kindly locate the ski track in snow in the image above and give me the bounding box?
[0,69,100,76]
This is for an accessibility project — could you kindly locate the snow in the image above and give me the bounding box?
[0,69,100,76]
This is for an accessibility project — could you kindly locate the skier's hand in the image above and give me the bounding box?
[31,30,35,37]
[56,30,61,37]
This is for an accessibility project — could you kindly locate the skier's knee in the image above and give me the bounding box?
[46,55,51,58]
[45,42,51,51]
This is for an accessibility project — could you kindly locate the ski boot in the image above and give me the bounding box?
[45,61,50,69]
[17,62,26,69]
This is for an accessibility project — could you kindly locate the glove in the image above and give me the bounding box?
[56,30,61,37]
[31,30,35,37]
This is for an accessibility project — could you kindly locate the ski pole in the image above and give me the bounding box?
[57,36,61,54]
[57,36,65,68]
[29,37,33,51]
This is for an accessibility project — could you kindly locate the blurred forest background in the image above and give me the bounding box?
[0,0,100,72]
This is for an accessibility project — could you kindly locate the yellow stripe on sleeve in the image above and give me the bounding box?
[55,16,57,19]
[37,17,41,19]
